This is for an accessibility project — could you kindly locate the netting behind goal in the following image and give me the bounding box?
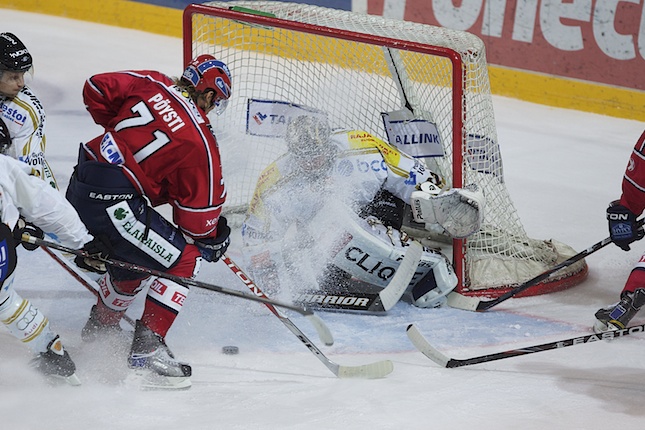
[183,1,587,297]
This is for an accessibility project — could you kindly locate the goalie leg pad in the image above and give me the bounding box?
[410,253,458,308]
[410,184,485,238]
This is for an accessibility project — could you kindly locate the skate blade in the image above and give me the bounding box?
[44,372,82,387]
[128,369,191,391]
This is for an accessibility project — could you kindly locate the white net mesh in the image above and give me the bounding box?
[186,1,586,295]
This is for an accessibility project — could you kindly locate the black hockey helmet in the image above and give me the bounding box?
[0,117,11,154]
[0,33,32,73]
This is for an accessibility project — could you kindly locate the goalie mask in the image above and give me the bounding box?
[182,54,232,115]
[285,115,337,178]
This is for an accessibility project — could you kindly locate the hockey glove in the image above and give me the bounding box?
[195,216,231,263]
[607,200,644,251]
[0,117,10,154]
[12,217,44,251]
[75,235,112,274]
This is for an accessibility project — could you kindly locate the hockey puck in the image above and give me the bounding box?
[222,345,239,355]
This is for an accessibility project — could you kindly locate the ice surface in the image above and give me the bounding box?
[1,9,645,429]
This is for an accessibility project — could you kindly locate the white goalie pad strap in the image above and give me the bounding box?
[97,273,137,312]
[410,184,485,238]
[146,277,188,313]
[411,256,458,308]
[328,214,447,289]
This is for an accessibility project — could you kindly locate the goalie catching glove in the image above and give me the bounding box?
[410,182,485,238]
[194,216,231,262]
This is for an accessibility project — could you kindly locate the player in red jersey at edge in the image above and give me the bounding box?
[66,55,232,390]
[594,130,645,334]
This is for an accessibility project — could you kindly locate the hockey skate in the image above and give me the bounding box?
[81,305,124,342]
[594,289,645,333]
[30,336,81,386]
[128,320,191,390]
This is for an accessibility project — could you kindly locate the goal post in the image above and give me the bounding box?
[182,1,587,298]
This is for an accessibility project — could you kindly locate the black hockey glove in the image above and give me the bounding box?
[12,217,44,251]
[75,235,112,274]
[194,216,231,263]
[607,200,644,251]
[0,117,10,154]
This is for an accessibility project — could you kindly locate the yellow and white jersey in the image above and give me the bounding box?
[332,129,433,204]
[242,128,434,250]
[0,85,57,188]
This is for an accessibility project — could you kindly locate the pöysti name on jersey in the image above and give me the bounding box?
[148,93,185,133]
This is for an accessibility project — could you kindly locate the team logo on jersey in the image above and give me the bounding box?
[335,158,388,176]
[0,105,27,126]
[107,201,180,267]
[100,132,125,164]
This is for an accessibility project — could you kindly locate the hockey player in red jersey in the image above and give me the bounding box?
[594,130,645,333]
[66,55,232,389]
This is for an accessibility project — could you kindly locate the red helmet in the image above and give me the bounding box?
[182,54,232,114]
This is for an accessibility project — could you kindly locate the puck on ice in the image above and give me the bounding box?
[222,345,239,355]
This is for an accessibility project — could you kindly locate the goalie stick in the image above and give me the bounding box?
[447,218,645,312]
[406,323,645,368]
[222,255,393,379]
[22,235,317,318]
[294,240,423,313]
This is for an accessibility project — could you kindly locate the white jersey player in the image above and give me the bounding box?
[0,118,109,385]
[242,115,484,309]
[0,32,57,188]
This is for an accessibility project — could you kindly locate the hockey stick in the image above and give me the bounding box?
[22,235,315,317]
[447,219,645,312]
[294,240,423,313]
[222,255,334,346]
[378,240,423,311]
[222,255,393,378]
[406,323,645,368]
[41,246,137,328]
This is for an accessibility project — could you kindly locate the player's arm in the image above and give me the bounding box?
[83,71,138,127]
[2,156,93,249]
[619,130,645,216]
[170,164,230,263]
[606,130,645,250]
[371,135,485,238]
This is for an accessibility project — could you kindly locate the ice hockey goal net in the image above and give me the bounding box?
[183,1,587,298]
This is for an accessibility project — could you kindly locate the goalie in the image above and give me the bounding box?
[241,115,484,310]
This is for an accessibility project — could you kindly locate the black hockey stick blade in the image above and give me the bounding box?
[448,218,645,312]
[294,240,422,314]
[294,290,385,314]
[407,323,645,368]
